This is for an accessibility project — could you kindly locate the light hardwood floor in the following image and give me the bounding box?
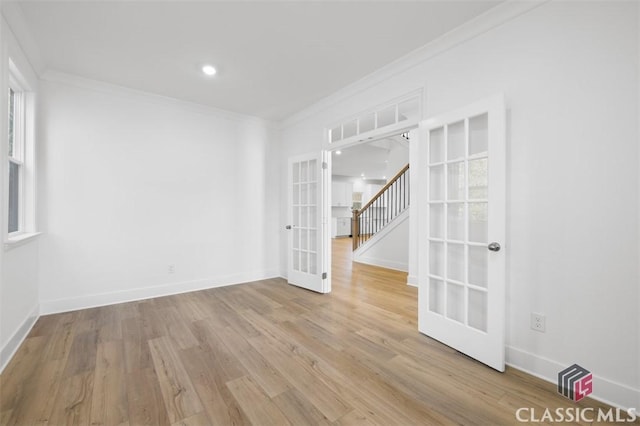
[0,238,618,425]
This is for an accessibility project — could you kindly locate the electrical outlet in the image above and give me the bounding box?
[168,264,175,274]
[531,313,546,332]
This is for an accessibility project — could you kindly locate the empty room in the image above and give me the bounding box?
[1,0,639,425]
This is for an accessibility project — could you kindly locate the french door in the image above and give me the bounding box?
[287,152,330,293]
[418,95,506,371]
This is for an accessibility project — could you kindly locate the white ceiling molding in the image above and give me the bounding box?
[13,1,505,122]
[41,70,279,127]
[1,17,39,92]
[0,3,44,75]
[281,0,548,129]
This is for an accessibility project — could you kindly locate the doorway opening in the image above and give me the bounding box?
[328,128,417,287]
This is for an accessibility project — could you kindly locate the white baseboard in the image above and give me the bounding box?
[506,345,639,413]
[353,256,408,272]
[0,304,39,373]
[40,270,281,315]
[407,275,418,287]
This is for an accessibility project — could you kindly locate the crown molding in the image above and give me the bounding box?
[281,0,548,129]
[1,3,44,75]
[41,70,278,128]
[3,1,275,128]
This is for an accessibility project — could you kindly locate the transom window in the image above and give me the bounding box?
[328,94,421,145]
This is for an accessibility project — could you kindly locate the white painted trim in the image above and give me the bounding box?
[326,89,423,131]
[0,8,44,76]
[327,121,419,153]
[40,70,277,127]
[281,0,546,128]
[324,89,423,150]
[353,257,408,273]
[506,346,639,414]
[4,231,40,250]
[0,303,39,373]
[407,275,418,287]
[40,270,280,315]
[637,0,640,414]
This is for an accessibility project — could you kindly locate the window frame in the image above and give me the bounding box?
[8,78,25,237]
[4,58,38,248]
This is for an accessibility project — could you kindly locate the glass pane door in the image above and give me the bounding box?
[291,158,318,276]
[419,95,505,372]
[426,113,489,331]
[288,152,329,293]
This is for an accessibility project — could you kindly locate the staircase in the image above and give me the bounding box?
[352,163,409,251]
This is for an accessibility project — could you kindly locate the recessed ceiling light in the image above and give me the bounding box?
[202,65,217,76]
[361,173,365,177]
[335,150,342,155]
[383,176,386,179]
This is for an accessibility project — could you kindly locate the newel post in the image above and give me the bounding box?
[352,210,360,250]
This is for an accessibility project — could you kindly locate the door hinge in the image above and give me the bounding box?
[322,272,327,279]
[322,161,328,170]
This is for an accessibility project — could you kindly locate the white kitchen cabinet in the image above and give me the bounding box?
[336,217,351,237]
[331,182,353,207]
[332,217,352,238]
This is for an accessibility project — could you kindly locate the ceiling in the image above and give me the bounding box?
[8,1,501,121]
[332,136,408,180]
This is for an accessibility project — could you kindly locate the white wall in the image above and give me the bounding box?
[384,140,409,180]
[353,210,409,272]
[0,16,41,371]
[37,76,281,313]
[280,1,639,410]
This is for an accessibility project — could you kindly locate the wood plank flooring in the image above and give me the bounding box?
[0,238,619,425]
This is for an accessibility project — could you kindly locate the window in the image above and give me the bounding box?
[8,85,23,234]
[328,93,422,145]
[5,59,37,244]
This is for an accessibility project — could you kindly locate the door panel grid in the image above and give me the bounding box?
[419,95,505,372]
[288,151,330,294]
[291,159,318,275]
[427,113,489,332]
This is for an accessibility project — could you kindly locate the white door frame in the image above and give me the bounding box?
[324,125,417,272]
[320,91,424,289]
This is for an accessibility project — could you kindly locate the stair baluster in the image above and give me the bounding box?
[352,163,410,251]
